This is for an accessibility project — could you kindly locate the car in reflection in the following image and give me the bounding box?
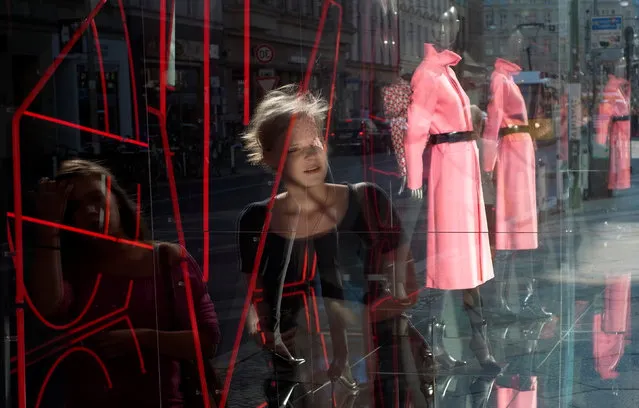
[372,117,393,153]
[328,118,391,154]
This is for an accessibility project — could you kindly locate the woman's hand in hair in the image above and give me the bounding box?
[34,178,73,223]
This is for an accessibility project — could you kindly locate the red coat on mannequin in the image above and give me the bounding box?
[596,74,631,190]
[482,58,538,250]
[406,43,493,290]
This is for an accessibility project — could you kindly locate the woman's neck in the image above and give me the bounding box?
[284,183,331,214]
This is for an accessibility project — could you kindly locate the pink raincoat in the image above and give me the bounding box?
[496,377,538,408]
[482,58,538,250]
[406,43,494,290]
[596,75,631,190]
[593,273,632,380]
[382,78,411,176]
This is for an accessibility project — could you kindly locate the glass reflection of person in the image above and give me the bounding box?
[237,85,418,407]
[28,160,220,408]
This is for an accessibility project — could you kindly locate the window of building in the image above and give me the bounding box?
[545,10,552,24]
[499,10,508,28]
[408,23,417,55]
[485,10,494,28]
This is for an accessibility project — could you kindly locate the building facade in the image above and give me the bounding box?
[221,0,355,125]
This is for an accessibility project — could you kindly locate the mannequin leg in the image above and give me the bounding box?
[488,251,517,322]
[390,125,408,195]
[519,250,553,320]
[424,289,468,370]
[462,288,504,375]
[496,319,546,393]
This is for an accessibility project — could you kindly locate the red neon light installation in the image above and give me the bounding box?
[103,176,112,234]
[11,315,146,375]
[322,1,343,144]
[202,0,211,282]
[243,0,251,125]
[34,346,112,408]
[90,20,110,133]
[6,213,153,250]
[6,1,171,405]
[6,221,145,374]
[150,0,211,404]
[11,4,107,407]
[116,0,141,141]
[221,2,340,407]
[23,111,148,147]
[135,183,141,240]
[253,289,329,367]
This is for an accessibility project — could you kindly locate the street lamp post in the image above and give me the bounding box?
[568,0,583,210]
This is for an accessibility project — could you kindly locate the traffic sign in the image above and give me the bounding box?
[255,44,274,64]
[257,76,279,92]
[591,16,623,49]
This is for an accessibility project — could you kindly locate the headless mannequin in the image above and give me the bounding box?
[408,6,460,200]
[404,5,502,375]
[485,31,552,321]
[597,56,632,193]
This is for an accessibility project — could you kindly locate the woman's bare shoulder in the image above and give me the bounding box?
[327,183,350,198]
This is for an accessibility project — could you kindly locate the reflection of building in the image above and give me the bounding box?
[345,0,438,118]
[221,0,354,124]
[581,1,639,70]
[126,0,225,138]
[0,20,58,167]
[483,0,559,73]
[0,2,154,179]
[344,0,484,116]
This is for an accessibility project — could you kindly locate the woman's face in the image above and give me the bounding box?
[66,175,121,236]
[265,116,328,188]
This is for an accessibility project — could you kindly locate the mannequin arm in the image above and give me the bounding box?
[482,77,505,172]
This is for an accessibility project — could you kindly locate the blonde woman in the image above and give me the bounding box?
[236,85,418,407]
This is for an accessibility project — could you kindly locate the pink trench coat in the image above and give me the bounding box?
[596,75,631,190]
[482,58,538,250]
[406,43,494,290]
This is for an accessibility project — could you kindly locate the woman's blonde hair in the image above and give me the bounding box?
[241,84,328,166]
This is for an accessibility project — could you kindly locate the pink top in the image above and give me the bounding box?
[406,43,473,189]
[596,74,630,145]
[57,249,220,407]
[482,58,528,172]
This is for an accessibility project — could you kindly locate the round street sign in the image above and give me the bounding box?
[255,44,274,64]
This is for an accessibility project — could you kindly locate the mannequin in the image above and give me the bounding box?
[405,5,500,375]
[483,32,551,321]
[596,58,631,192]
[382,70,412,195]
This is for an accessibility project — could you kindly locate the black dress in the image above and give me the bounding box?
[237,183,408,407]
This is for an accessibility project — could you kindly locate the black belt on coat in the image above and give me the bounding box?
[612,115,630,122]
[429,131,474,145]
[499,125,530,137]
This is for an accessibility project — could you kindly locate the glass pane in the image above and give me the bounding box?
[2,1,638,407]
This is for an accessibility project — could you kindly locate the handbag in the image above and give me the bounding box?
[157,243,223,408]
